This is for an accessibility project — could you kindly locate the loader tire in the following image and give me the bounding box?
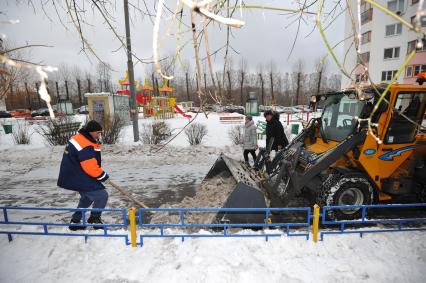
[317,172,373,220]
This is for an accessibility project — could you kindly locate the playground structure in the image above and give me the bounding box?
[116,72,191,119]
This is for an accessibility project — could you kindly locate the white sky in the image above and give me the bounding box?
[0,1,345,82]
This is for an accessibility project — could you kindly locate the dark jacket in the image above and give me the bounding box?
[57,129,109,192]
[266,112,289,151]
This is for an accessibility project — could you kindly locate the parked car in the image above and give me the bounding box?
[278,107,300,114]
[77,105,89,114]
[0,110,12,118]
[274,106,287,114]
[31,108,58,117]
[259,105,272,114]
[189,106,200,113]
[10,109,32,118]
[222,105,245,115]
[204,105,215,112]
[294,105,311,112]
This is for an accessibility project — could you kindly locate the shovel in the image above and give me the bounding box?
[107,180,149,209]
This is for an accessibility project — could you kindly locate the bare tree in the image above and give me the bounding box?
[309,59,327,98]
[292,59,304,106]
[282,72,291,106]
[0,40,36,110]
[96,62,112,93]
[72,65,84,106]
[257,63,265,106]
[269,60,276,105]
[238,58,247,106]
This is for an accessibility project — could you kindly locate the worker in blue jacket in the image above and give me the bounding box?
[58,120,109,230]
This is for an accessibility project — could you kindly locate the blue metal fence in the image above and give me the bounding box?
[137,207,311,247]
[320,203,426,240]
[0,207,129,244]
[1,204,426,247]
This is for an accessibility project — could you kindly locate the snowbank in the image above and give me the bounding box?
[0,230,425,283]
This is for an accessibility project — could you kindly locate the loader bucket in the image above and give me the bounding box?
[204,154,268,224]
[205,153,264,189]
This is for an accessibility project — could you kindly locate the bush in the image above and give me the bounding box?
[185,123,208,145]
[102,115,125,144]
[228,125,244,145]
[140,120,171,144]
[37,116,81,146]
[12,121,32,145]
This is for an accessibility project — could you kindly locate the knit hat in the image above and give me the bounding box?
[264,110,273,117]
[245,115,253,121]
[84,120,103,132]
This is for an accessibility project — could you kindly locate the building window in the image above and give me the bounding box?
[357,52,370,64]
[406,66,413,77]
[405,64,426,77]
[414,65,421,76]
[360,1,373,25]
[408,40,416,53]
[361,8,373,24]
[361,31,372,44]
[385,23,402,36]
[411,15,426,27]
[381,70,398,81]
[360,0,372,12]
[387,0,405,12]
[407,39,426,53]
[384,47,400,59]
[356,73,369,83]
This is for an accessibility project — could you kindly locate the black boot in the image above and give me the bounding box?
[88,215,104,230]
[69,219,86,231]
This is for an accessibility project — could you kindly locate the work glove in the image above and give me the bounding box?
[97,172,110,182]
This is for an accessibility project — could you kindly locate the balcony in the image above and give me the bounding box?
[361,8,373,25]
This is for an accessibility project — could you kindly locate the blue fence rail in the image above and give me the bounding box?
[1,204,425,247]
[137,207,311,247]
[320,203,426,240]
[0,207,129,244]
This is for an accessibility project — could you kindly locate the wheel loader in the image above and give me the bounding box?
[204,82,426,221]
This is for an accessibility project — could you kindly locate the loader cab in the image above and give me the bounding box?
[312,88,390,144]
[320,93,366,142]
[385,91,426,144]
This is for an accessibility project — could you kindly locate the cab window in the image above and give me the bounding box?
[385,92,426,144]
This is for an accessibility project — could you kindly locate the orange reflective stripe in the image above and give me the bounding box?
[72,133,100,151]
[80,158,103,178]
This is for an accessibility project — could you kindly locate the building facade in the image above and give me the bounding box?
[342,0,426,88]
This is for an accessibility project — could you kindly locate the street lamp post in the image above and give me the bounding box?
[123,0,139,142]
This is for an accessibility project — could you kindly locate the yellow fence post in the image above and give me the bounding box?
[312,204,320,243]
[129,207,137,248]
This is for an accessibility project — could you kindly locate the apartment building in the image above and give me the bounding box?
[341,0,426,88]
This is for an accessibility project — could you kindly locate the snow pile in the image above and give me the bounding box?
[150,171,237,225]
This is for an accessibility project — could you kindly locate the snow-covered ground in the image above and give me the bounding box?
[1,231,425,283]
[1,112,425,283]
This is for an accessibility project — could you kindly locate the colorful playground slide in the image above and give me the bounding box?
[174,105,192,119]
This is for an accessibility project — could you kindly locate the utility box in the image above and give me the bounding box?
[85,92,130,126]
[245,92,259,116]
[57,101,74,115]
